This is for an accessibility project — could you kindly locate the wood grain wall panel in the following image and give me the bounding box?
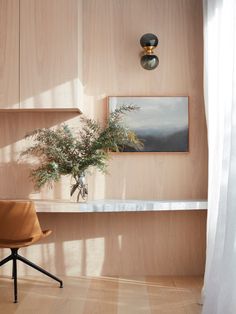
[20,0,82,109]
[0,112,80,199]
[83,0,208,200]
[0,0,207,276]
[0,211,207,276]
[0,0,19,109]
[0,0,207,201]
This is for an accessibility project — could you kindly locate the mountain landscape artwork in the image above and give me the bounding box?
[108,96,189,152]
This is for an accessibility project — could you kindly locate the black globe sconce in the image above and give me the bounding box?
[140,33,159,70]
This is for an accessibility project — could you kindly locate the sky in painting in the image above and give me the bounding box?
[109,97,188,136]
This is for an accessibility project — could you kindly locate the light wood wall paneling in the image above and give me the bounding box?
[0,112,80,199]
[0,0,207,201]
[0,210,207,277]
[0,0,207,277]
[83,0,208,201]
[0,0,19,109]
[20,0,83,110]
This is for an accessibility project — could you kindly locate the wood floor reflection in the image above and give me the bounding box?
[0,276,203,314]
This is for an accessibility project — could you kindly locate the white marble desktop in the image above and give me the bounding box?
[34,199,208,213]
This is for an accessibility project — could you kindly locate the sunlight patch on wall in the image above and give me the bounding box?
[89,170,106,201]
[20,79,83,109]
[85,237,105,276]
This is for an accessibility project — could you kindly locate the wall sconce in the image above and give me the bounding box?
[140,33,159,70]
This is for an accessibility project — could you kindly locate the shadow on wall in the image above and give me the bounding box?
[0,112,79,149]
[0,211,206,277]
[0,162,33,199]
[0,112,79,199]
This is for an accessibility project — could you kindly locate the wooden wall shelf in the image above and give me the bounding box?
[0,108,82,113]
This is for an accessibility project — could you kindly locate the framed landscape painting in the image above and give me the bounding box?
[108,96,189,152]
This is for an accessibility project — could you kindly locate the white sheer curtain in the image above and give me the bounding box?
[202,0,236,313]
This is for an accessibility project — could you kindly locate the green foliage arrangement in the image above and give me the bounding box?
[21,105,143,201]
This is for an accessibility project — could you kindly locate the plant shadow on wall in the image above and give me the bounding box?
[20,105,143,202]
[0,112,80,200]
[0,162,33,198]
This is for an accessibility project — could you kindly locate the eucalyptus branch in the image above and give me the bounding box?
[21,105,143,197]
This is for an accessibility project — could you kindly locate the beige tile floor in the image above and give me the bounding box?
[0,276,203,314]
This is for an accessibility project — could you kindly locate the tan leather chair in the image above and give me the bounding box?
[0,200,63,303]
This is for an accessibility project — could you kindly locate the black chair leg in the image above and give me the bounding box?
[0,248,63,303]
[17,254,63,288]
[0,254,12,267]
[12,255,17,303]
[12,261,14,279]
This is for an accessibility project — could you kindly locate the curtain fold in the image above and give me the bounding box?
[203,0,236,313]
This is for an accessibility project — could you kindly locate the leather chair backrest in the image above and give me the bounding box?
[0,201,42,240]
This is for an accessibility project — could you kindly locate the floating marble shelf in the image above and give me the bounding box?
[34,199,208,213]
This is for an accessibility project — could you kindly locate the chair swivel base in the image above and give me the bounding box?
[0,248,63,303]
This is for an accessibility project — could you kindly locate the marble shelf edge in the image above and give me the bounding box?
[0,199,208,213]
[31,199,208,213]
